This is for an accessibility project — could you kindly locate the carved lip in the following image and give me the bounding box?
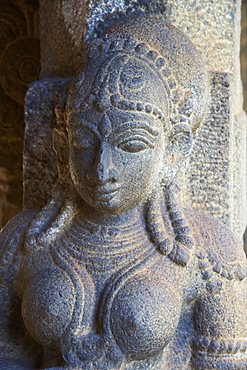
[90,186,121,202]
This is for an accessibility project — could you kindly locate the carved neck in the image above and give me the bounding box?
[77,201,145,228]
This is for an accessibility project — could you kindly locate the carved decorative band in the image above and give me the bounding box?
[193,336,247,355]
[196,249,246,282]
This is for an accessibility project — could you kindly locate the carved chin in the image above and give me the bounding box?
[83,196,132,214]
[74,182,156,214]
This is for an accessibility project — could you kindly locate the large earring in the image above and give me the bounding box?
[167,123,193,161]
[145,187,174,257]
[164,182,194,266]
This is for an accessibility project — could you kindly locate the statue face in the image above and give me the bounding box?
[67,106,166,214]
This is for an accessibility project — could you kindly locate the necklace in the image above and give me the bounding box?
[56,214,155,273]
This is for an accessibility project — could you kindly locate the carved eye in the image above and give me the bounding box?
[72,137,94,151]
[118,138,152,153]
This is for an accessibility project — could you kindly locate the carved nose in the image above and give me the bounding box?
[94,144,118,184]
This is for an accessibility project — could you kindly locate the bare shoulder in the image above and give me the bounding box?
[0,210,38,284]
[184,208,246,281]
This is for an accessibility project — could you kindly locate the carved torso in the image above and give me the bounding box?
[10,206,244,370]
[20,211,187,369]
[0,206,247,369]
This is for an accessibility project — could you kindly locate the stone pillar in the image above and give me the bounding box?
[160,0,246,241]
[23,0,246,241]
[39,0,87,78]
[0,0,40,229]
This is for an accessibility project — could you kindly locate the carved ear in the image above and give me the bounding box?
[53,127,69,165]
[166,123,193,166]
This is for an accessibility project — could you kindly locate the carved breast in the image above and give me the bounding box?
[109,267,182,361]
[22,267,76,347]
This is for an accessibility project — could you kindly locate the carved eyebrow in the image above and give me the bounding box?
[114,122,159,137]
[69,119,100,139]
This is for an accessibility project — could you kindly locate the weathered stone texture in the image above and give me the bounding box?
[155,0,246,239]
[185,72,246,239]
[23,79,67,209]
[39,0,87,78]
[241,1,247,113]
[185,72,231,224]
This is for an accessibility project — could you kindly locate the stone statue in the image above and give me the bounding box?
[1,15,247,370]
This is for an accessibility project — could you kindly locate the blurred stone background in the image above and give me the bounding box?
[0,0,247,244]
[0,0,39,227]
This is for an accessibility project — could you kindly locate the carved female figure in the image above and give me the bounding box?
[0,15,247,370]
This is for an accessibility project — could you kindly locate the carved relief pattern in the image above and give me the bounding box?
[0,0,40,227]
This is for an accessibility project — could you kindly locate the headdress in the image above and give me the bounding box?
[68,15,208,133]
